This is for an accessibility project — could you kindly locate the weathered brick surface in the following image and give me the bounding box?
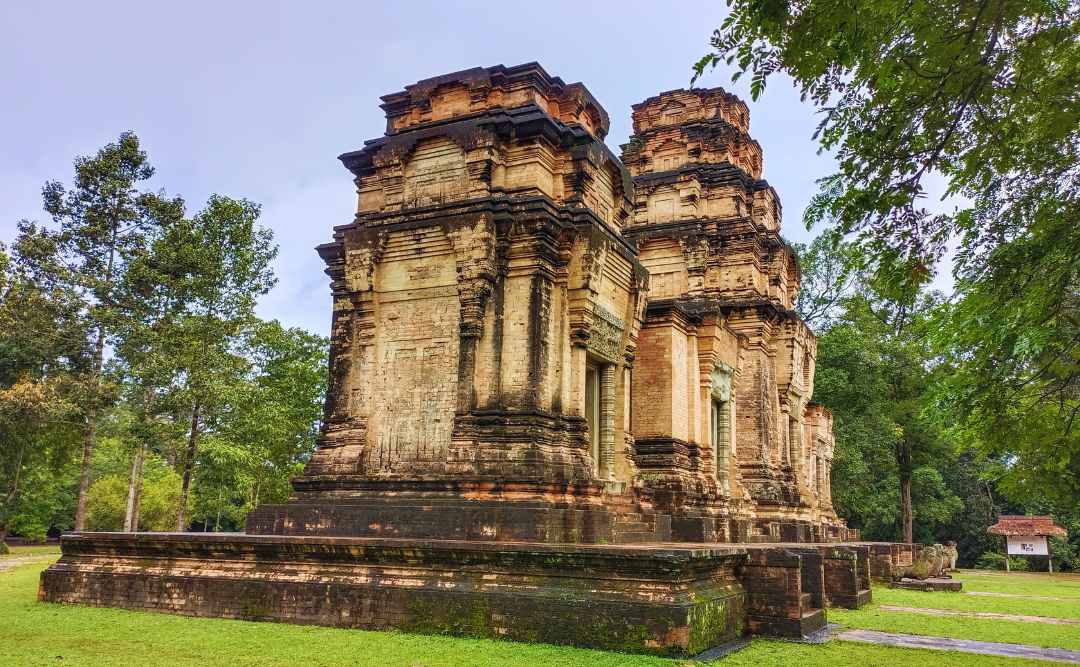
[40,533,748,658]
[622,87,849,541]
[736,549,826,637]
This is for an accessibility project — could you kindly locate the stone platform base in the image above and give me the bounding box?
[39,533,749,658]
[889,577,963,592]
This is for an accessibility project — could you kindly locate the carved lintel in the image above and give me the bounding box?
[587,304,624,363]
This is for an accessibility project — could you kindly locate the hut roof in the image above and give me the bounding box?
[988,515,1067,538]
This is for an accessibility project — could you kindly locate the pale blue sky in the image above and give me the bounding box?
[2,1,849,336]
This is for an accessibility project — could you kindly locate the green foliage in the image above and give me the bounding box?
[1050,536,1078,571]
[162,194,279,529]
[790,231,860,328]
[84,476,127,531]
[936,452,1003,567]
[800,237,960,542]
[86,466,180,532]
[0,374,82,541]
[189,320,327,529]
[35,131,167,530]
[699,0,1080,519]
[975,552,1030,572]
[3,133,324,539]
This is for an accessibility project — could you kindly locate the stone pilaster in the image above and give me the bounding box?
[599,363,616,480]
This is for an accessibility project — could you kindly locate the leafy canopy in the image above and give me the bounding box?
[697,0,1080,501]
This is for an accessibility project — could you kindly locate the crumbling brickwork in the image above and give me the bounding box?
[622,87,849,541]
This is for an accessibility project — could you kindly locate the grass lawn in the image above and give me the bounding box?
[868,582,1080,620]
[830,570,1080,652]
[955,569,1080,598]
[0,551,1065,666]
[6,544,65,556]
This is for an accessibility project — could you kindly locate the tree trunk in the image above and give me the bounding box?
[176,398,202,531]
[74,318,108,531]
[123,442,139,531]
[900,474,913,544]
[3,443,27,549]
[74,405,98,531]
[214,490,223,532]
[125,387,155,532]
[132,448,144,530]
[123,441,145,532]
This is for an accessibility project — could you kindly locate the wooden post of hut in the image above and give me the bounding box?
[988,515,1067,573]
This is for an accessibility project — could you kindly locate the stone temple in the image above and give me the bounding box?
[42,63,913,657]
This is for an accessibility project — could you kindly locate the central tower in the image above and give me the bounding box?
[247,63,664,544]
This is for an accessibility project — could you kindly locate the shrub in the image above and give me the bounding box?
[86,470,181,532]
[86,477,127,531]
[975,551,1028,571]
[1050,537,1077,572]
[0,541,9,555]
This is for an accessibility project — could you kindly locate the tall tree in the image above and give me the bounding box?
[696,0,1080,501]
[191,320,327,529]
[814,291,955,543]
[170,196,276,530]
[791,231,860,328]
[111,195,190,531]
[41,132,157,530]
[796,239,958,542]
[0,226,86,546]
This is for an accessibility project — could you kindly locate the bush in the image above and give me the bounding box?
[86,469,181,532]
[975,551,1029,571]
[0,541,9,555]
[1050,537,1077,572]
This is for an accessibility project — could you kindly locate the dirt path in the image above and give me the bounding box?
[837,629,1080,664]
[879,604,1080,626]
[966,591,1076,602]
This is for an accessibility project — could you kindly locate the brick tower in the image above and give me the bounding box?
[622,87,844,541]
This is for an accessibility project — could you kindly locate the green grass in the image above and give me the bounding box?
[831,582,1080,652]
[4,544,63,557]
[871,584,1080,620]
[0,556,1065,666]
[954,569,1080,599]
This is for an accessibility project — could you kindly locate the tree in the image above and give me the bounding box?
[0,377,80,545]
[697,0,1080,505]
[0,223,89,547]
[791,231,860,329]
[190,320,327,529]
[169,196,277,530]
[111,195,190,531]
[796,237,958,542]
[41,132,157,530]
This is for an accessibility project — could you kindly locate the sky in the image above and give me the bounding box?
[2,1,848,337]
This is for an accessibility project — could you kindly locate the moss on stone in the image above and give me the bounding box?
[687,593,744,655]
[403,596,495,638]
